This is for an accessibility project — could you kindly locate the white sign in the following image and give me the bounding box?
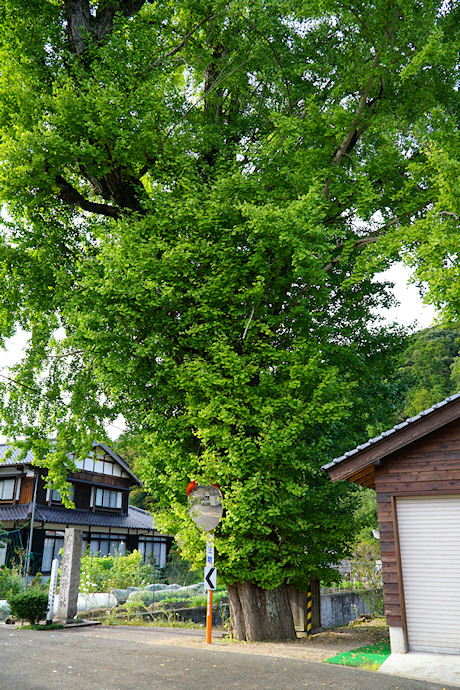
[206,540,214,566]
[204,566,217,591]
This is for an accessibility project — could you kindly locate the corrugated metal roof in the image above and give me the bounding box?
[322,391,460,472]
[0,503,157,531]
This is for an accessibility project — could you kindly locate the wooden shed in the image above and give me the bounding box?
[323,392,460,655]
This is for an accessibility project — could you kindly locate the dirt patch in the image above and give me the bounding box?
[202,618,389,663]
[97,617,389,663]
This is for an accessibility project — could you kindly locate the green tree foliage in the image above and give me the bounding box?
[353,488,379,543]
[0,522,9,545]
[397,325,460,417]
[0,0,455,632]
[128,487,157,513]
[350,3,460,318]
[115,436,158,512]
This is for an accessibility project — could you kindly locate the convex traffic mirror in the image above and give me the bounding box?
[187,483,223,532]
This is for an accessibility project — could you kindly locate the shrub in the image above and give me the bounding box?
[79,549,159,593]
[357,587,385,617]
[351,540,384,617]
[8,589,49,625]
[0,565,23,598]
[188,593,207,607]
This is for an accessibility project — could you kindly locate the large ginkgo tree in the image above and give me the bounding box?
[0,0,457,639]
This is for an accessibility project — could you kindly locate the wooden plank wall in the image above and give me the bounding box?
[68,471,130,489]
[374,419,460,627]
[18,477,34,504]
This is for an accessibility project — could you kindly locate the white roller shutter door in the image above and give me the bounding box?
[397,495,460,653]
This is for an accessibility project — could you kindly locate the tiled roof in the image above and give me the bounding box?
[0,441,140,484]
[0,444,34,466]
[322,391,460,472]
[0,503,30,521]
[0,503,157,531]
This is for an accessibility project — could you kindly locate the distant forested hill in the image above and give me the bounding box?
[397,325,460,419]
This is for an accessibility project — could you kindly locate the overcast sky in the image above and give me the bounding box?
[375,264,437,330]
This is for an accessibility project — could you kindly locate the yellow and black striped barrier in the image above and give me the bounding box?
[307,578,312,640]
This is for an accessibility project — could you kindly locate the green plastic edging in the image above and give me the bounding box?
[324,639,391,670]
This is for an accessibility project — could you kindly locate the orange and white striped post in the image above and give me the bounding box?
[186,483,222,645]
[206,588,213,643]
[205,538,215,644]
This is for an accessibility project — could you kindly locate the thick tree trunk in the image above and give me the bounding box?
[227,581,297,641]
[65,1,147,56]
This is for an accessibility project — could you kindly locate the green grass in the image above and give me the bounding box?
[324,639,391,670]
[106,618,204,629]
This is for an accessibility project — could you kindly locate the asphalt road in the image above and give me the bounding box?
[0,625,455,690]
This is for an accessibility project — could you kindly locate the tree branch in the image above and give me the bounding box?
[245,22,294,113]
[0,373,41,395]
[55,175,121,219]
[64,0,91,55]
[65,0,147,55]
[322,69,379,199]
[148,9,228,69]
[154,55,252,158]
[322,10,399,198]
[321,233,381,273]
[242,305,255,340]
[437,211,458,218]
[321,213,411,273]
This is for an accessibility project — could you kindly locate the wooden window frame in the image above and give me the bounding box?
[0,477,16,502]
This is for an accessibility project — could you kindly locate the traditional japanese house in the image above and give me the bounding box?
[0,442,172,574]
[323,392,460,655]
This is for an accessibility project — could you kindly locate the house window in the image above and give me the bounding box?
[89,533,126,557]
[84,457,95,472]
[41,531,65,572]
[0,541,7,566]
[95,488,122,509]
[50,486,74,503]
[138,537,168,568]
[78,455,124,477]
[103,461,114,475]
[94,460,104,474]
[0,478,15,501]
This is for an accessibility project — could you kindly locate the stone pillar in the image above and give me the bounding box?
[389,626,408,653]
[57,528,83,623]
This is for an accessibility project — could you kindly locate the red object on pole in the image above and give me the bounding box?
[186,480,221,497]
[186,481,198,497]
[206,589,213,643]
